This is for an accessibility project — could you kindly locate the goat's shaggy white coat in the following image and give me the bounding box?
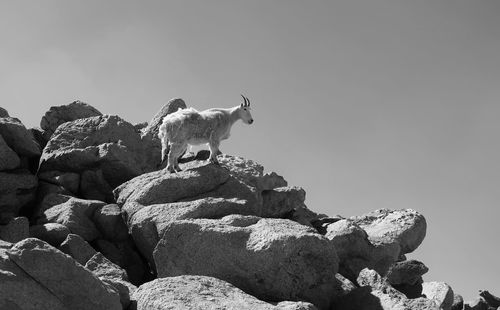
[159,100,253,172]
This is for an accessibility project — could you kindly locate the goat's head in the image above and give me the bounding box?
[239,95,254,124]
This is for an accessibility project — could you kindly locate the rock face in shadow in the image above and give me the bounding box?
[153,215,338,310]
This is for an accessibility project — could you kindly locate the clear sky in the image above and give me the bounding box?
[1,0,499,301]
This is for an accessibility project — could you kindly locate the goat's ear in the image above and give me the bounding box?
[240,103,244,108]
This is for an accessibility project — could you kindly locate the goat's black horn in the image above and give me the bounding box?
[241,94,248,106]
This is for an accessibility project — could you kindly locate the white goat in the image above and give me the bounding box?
[158,95,254,172]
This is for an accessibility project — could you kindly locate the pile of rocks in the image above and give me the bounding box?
[0,100,497,309]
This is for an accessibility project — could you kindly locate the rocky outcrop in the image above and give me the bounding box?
[0,102,495,310]
[131,275,317,310]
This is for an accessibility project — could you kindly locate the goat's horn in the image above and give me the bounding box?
[245,96,250,106]
[241,94,248,107]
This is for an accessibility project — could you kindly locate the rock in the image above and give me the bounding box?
[35,194,105,241]
[39,114,155,189]
[0,134,20,170]
[0,107,8,117]
[92,204,129,241]
[94,239,150,285]
[350,209,427,255]
[131,275,317,310]
[153,215,338,309]
[387,259,429,286]
[29,223,71,246]
[141,98,186,140]
[422,282,454,310]
[325,219,400,281]
[80,169,114,202]
[0,239,13,249]
[7,238,121,310]
[85,252,136,308]
[40,100,102,138]
[29,127,49,150]
[0,247,66,310]
[58,233,97,265]
[332,273,357,297]
[140,98,187,167]
[0,170,38,223]
[0,116,41,157]
[335,268,439,310]
[0,216,29,242]
[38,170,80,195]
[466,297,489,310]
[452,294,464,310]
[387,259,428,298]
[261,186,319,226]
[479,290,500,308]
[114,163,230,216]
[128,198,252,266]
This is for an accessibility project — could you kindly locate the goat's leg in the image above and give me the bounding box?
[208,140,220,165]
[167,142,183,173]
[174,143,188,172]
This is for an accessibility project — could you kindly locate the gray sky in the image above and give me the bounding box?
[1,0,499,300]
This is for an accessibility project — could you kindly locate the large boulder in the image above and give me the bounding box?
[40,100,102,138]
[422,282,454,310]
[6,238,121,310]
[335,268,439,310]
[35,194,106,241]
[0,247,66,310]
[153,215,338,309]
[0,170,38,223]
[0,134,20,170]
[38,114,156,190]
[0,116,41,157]
[479,290,500,308]
[350,209,427,255]
[114,154,309,267]
[325,219,400,282]
[131,276,317,310]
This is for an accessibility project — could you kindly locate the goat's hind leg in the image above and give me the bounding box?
[174,143,187,172]
[167,142,184,173]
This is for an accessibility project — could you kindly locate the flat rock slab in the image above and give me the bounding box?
[6,238,121,310]
[154,215,338,309]
[132,275,317,310]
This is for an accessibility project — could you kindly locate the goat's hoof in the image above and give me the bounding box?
[166,166,176,173]
[175,167,182,172]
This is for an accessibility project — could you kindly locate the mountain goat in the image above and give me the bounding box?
[158,95,254,173]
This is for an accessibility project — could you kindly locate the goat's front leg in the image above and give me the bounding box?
[208,139,220,165]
